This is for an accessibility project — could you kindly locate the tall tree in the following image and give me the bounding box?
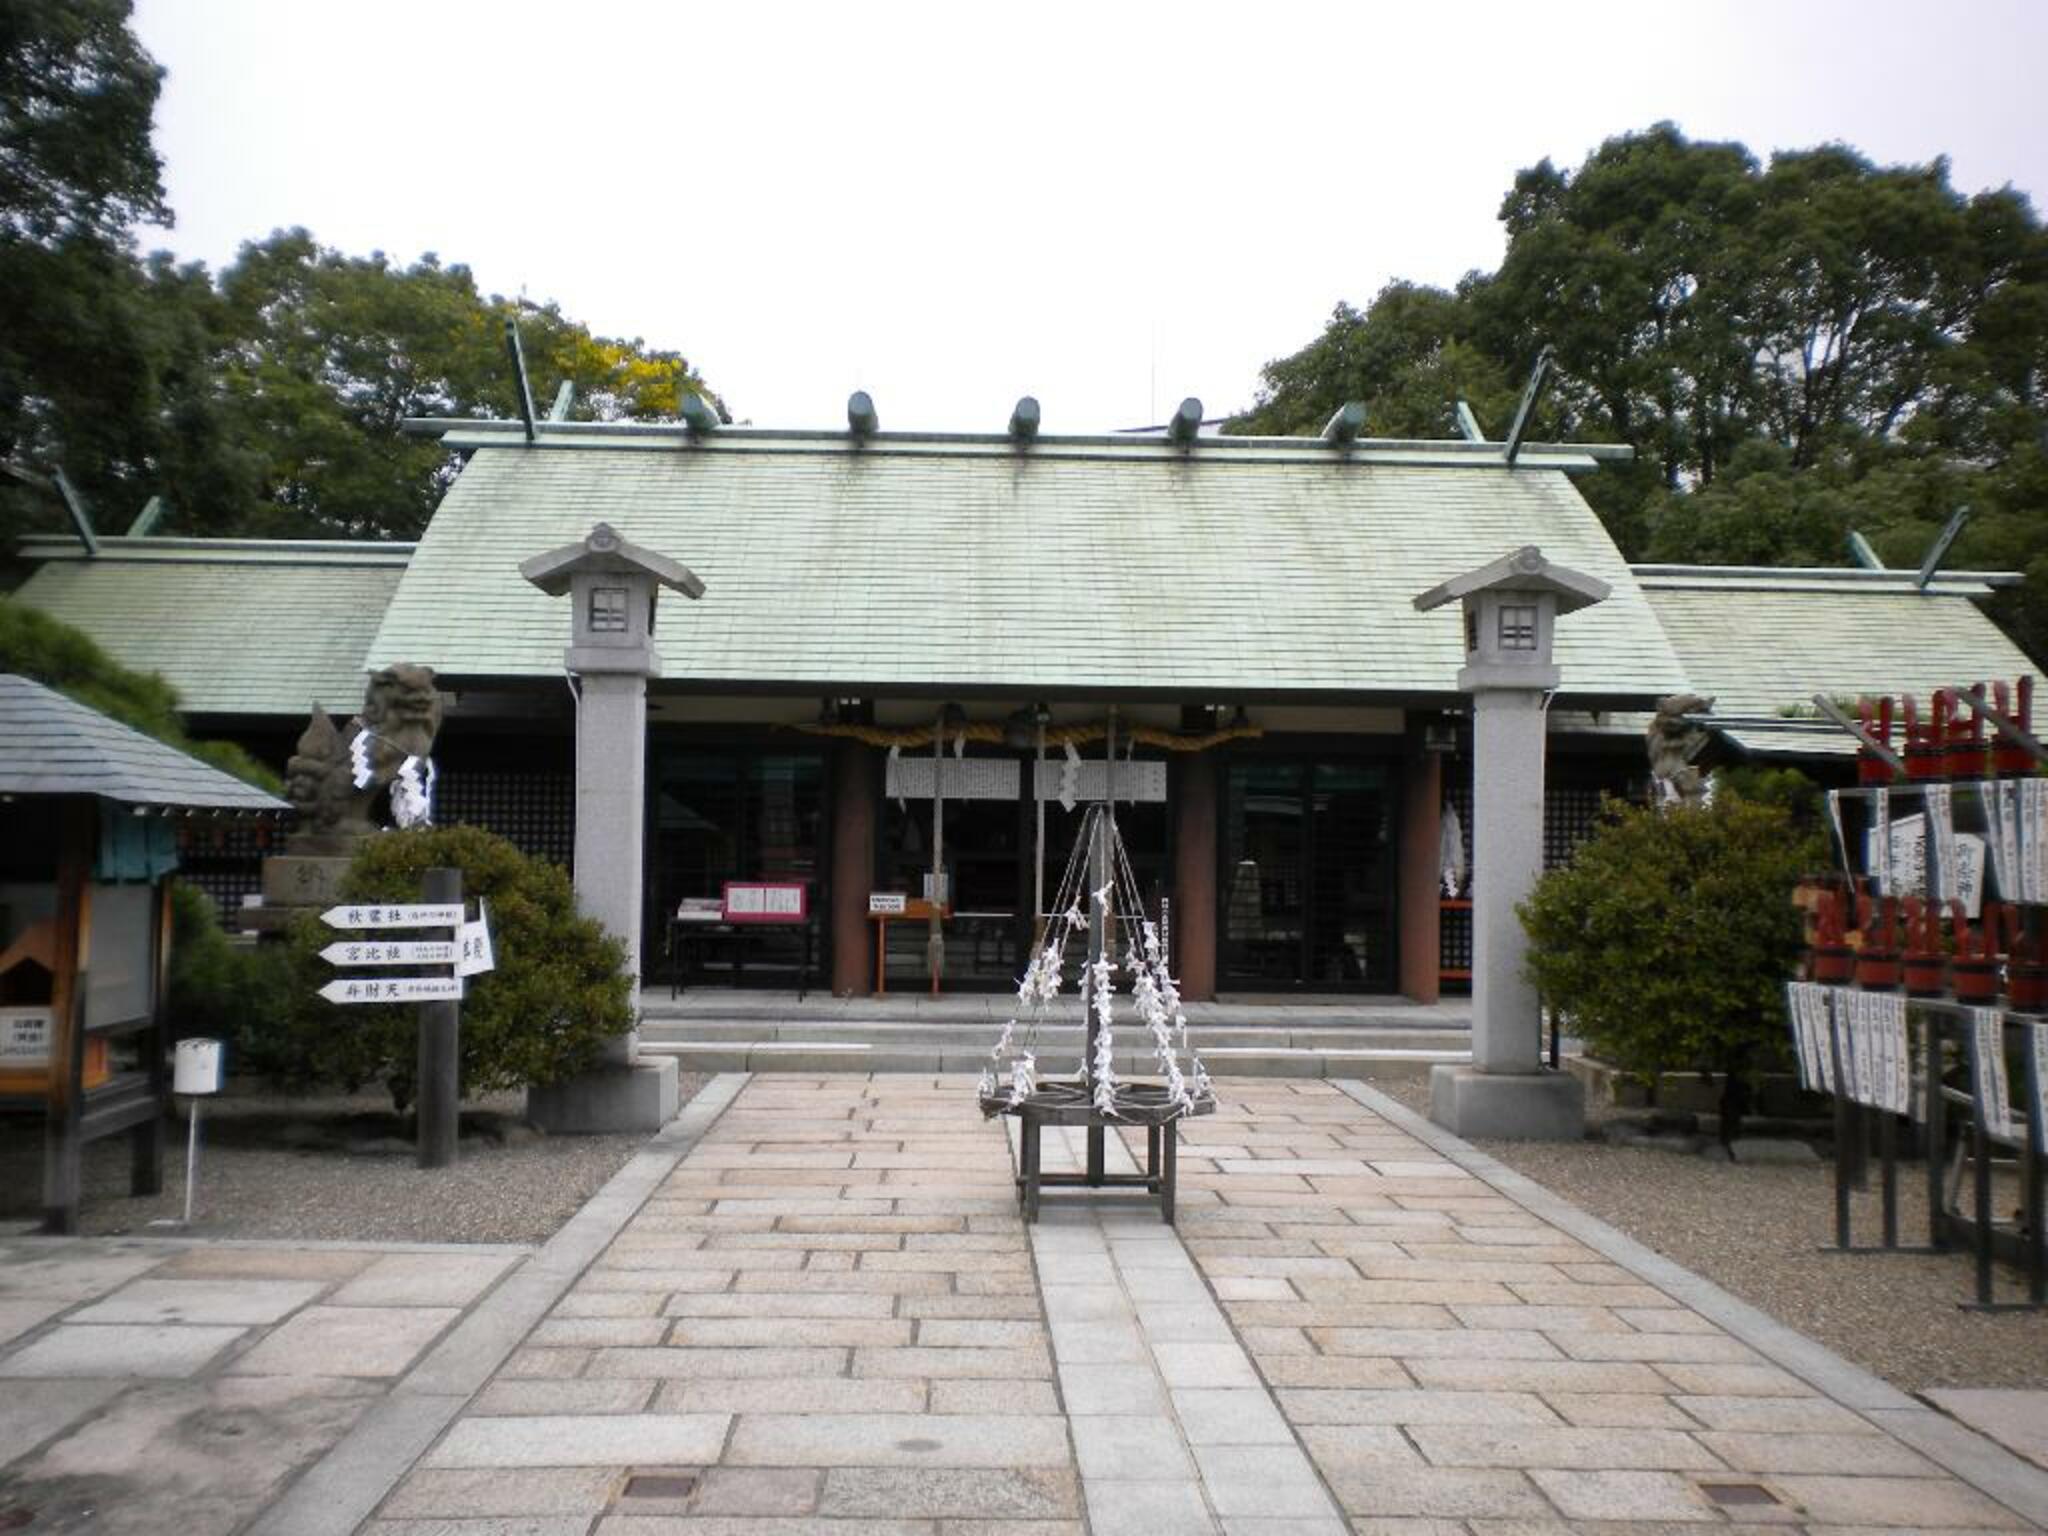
[200,230,723,539]
[1231,282,1520,442]
[1237,124,2048,660]
[0,0,166,244]
[0,0,189,545]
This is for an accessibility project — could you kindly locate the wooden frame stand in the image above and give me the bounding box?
[1014,1102,1179,1225]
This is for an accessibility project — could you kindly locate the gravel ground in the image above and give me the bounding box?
[1364,1073,2048,1394]
[0,1075,708,1245]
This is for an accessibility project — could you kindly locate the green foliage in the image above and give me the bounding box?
[1519,795,1820,1135]
[0,0,166,245]
[0,0,722,548]
[1231,283,1522,442]
[1713,765,1823,833]
[269,827,633,1110]
[200,231,724,540]
[1241,122,2048,663]
[0,598,279,789]
[165,882,296,1060]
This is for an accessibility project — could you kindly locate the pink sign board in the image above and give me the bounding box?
[722,881,809,924]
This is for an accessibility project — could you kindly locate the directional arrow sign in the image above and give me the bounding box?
[318,976,465,1006]
[319,940,457,967]
[321,903,465,930]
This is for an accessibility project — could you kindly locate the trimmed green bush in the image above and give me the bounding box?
[165,882,296,1066]
[1519,791,1822,1143]
[275,826,634,1110]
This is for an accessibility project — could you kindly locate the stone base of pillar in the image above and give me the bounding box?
[528,1057,679,1134]
[1428,1063,1585,1142]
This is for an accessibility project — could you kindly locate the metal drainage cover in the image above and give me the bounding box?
[1703,1482,1780,1507]
[623,1473,699,1500]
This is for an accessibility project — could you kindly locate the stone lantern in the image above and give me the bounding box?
[520,522,705,1132]
[1413,545,1608,1139]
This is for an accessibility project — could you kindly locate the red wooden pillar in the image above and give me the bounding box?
[1173,756,1218,1000]
[1398,719,1444,1004]
[830,741,877,996]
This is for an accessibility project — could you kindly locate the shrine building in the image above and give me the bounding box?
[8,405,2033,1002]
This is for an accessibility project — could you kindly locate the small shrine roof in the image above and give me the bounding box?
[1634,566,2036,757]
[0,674,289,811]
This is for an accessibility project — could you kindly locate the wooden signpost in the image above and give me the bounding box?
[317,869,492,1169]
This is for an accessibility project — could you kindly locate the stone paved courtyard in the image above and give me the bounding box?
[2,1073,2046,1533]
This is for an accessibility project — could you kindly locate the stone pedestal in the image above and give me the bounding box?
[243,854,352,934]
[528,1056,678,1134]
[1430,1062,1585,1141]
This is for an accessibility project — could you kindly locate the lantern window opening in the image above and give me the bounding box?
[1498,603,1538,651]
[589,585,630,633]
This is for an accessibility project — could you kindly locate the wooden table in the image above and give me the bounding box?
[868,900,947,996]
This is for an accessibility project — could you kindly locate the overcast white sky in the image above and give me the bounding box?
[133,0,2048,434]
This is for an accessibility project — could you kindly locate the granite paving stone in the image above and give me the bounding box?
[588,1345,850,1378]
[153,1247,380,1282]
[379,1465,622,1518]
[137,1073,2048,1536]
[818,1466,1080,1518]
[686,1466,823,1515]
[1766,1473,2033,1528]
[333,1252,518,1308]
[0,1378,124,1464]
[0,1321,245,1378]
[0,1297,67,1345]
[426,1413,730,1468]
[1195,1445,1339,1517]
[228,1304,458,1377]
[1525,1468,1724,1522]
[1059,1362,1170,1415]
[1072,1413,1197,1480]
[469,1380,657,1416]
[67,1278,325,1326]
[655,1378,929,1416]
[1082,1478,1218,1536]
[1275,1387,1559,1427]
[727,1413,1070,1468]
[1170,1387,1295,1445]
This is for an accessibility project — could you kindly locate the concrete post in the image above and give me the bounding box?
[574,672,648,1068]
[520,523,704,1134]
[1469,689,1545,1071]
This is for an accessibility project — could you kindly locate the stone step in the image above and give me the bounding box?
[636,1038,1467,1079]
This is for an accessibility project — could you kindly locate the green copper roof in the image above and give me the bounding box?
[1638,568,2037,756]
[368,438,1685,704]
[10,538,411,717]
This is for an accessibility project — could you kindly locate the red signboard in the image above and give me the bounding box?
[721,881,809,924]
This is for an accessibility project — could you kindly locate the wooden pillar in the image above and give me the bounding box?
[1398,721,1444,1004]
[1173,756,1218,1001]
[830,740,877,996]
[132,875,171,1196]
[42,797,94,1234]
